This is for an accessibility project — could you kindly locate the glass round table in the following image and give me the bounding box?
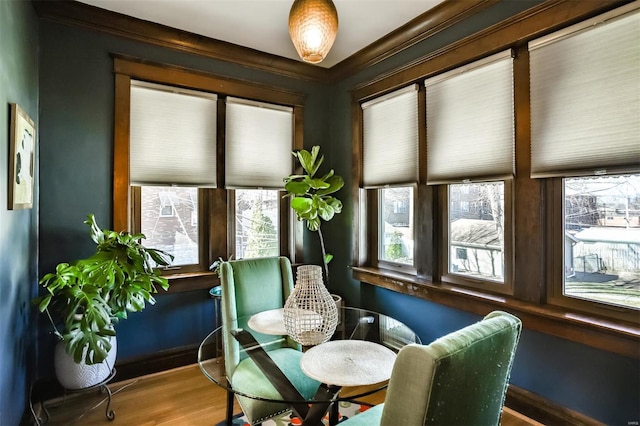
[198,306,421,425]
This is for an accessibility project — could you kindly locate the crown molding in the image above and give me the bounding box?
[32,0,327,81]
[328,0,499,82]
[32,0,502,83]
[352,0,631,101]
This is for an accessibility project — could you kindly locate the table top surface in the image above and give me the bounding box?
[198,306,421,403]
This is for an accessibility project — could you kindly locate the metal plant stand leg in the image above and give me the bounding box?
[99,381,116,420]
[37,369,117,424]
[63,368,116,422]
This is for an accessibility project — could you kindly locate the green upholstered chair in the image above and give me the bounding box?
[219,256,320,425]
[340,311,522,426]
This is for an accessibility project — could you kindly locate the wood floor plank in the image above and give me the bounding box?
[38,363,539,425]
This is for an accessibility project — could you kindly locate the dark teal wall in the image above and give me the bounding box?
[324,2,639,424]
[0,1,39,424]
[37,19,331,374]
[28,2,640,425]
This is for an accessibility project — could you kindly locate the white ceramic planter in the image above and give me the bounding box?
[54,337,117,390]
[331,293,343,312]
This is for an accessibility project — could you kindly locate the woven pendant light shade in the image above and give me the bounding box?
[288,0,338,64]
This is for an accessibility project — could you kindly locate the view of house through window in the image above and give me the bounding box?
[449,182,505,282]
[140,186,199,266]
[563,174,640,309]
[379,187,414,265]
[235,189,279,259]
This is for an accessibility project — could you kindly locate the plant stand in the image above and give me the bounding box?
[37,368,116,424]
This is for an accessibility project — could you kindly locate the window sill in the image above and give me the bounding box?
[159,271,219,294]
[352,266,640,359]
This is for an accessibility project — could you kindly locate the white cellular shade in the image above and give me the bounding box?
[129,81,217,186]
[225,98,293,189]
[362,85,419,188]
[529,5,640,178]
[425,51,514,184]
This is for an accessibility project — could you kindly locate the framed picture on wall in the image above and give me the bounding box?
[8,103,36,210]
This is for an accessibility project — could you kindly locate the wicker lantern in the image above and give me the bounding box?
[284,265,338,345]
[288,0,339,64]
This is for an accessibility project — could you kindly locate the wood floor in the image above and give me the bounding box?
[36,364,543,425]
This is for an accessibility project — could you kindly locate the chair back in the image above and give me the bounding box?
[380,311,522,426]
[219,256,294,375]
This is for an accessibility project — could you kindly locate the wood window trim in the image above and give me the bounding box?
[439,182,514,296]
[131,186,208,274]
[353,266,639,359]
[113,56,305,289]
[546,178,639,324]
[350,1,639,359]
[367,186,418,276]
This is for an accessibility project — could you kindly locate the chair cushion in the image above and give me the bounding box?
[232,347,321,424]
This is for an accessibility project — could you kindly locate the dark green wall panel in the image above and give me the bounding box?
[36,19,330,379]
[0,1,39,424]
[28,2,639,424]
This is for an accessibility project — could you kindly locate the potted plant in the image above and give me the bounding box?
[283,146,344,344]
[284,145,344,283]
[35,214,172,389]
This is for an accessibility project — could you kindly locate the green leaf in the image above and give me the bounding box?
[295,146,323,177]
[306,217,320,231]
[38,295,52,312]
[324,254,333,264]
[316,174,344,196]
[291,196,313,215]
[326,197,343,214]
[305,176,331,190]
[284,180,310,195]
[316,197,336,222]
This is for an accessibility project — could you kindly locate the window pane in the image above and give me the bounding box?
[141,186,198,266]
[449,182,504,282]
[564,175,640,309]
[235,190,279,259]
[379,187,414,265]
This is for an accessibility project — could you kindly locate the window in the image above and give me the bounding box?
[379,187,414,265]
[113,57,303,281]
[425,51,514,292]
[127,80,217,272]
[234,189,279,259]
[529,6,639,179]
[448,182,505,282]
[141,186,198,266]
[561,175,640,310]
[225,98,293,260]
[351,2,639,355]
[530,4,639,320]
[361,85,419,270]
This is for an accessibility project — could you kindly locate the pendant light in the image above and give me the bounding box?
[288,0,339,64]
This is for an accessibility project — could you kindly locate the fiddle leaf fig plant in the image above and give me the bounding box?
[284,145,344,281]
[36,214,173,365]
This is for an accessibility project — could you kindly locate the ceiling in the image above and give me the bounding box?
[76,0,446,68]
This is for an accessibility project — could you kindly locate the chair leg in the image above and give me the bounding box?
[226,388,234,426]
[329,401,340,426]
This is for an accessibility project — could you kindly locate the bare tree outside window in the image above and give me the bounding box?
[449,182,505,282]
[235,190,279,259]
[564,174,640,309]
[379,187,414,265]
